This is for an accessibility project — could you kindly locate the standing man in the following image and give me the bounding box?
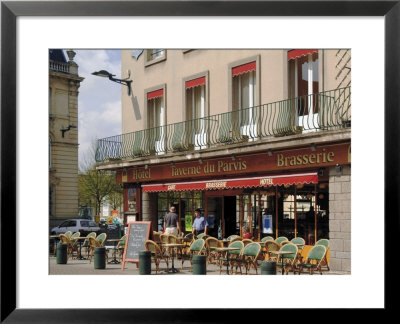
[192,208,208,236]
[164,206,182,236]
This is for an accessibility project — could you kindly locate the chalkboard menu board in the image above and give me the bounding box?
[103,224,121,245]
[121,221,151,270]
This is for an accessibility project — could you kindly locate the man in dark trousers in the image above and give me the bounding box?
[164,206,182,236]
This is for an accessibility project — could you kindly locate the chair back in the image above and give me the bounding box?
[88,236,100,248]
[153,231,162,244]
[189,239,205,253]
[59,233,71,245]
[307,245,327,262]
[168,234,179,244]
[145,240,162,256]
[64,231,73,238]
[265,241,280,253]
[83,232,97,246]
[184,233,194,240]
[160,234,169,244]
[117,234,127,249]
[205,237,219,250]
[70,232,81,243]
[315,239,329,248]
[279,243,298,260]
[228,240,244,256]
[230,236,242,243]
[197,233,209,240]
[242,242,261,258]
[261,236,274,242]
[227,234,239,241]
[96,233,107,246]
[242,238,253,247]
[275,236,289,246]
[291,237,305,245]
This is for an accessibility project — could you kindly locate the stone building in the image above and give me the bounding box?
[96,49,351,272]
[49,49,84,228]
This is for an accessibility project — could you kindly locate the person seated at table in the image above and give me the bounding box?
[164,206,182,236]
[242,225,253,239]
[192,208,208,236]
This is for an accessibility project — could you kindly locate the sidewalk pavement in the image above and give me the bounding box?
[49,255,347,275]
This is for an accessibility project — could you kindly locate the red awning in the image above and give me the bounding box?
[186,76,206,89]
[232,61,256,77]
[142,172,318,192]
[147,89,164,100]
[288,49,318,61]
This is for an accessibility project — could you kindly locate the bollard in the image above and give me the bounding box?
[261,260,276,275]
[192,255,207,275]
[56,243,68,264]
[94,247,106,269]
[139,251,151,275]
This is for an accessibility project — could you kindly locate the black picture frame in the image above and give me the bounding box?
[1,0,398,322]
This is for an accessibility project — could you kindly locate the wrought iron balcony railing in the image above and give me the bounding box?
[95,87,351,163]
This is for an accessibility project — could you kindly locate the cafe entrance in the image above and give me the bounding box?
[206,196,237,238]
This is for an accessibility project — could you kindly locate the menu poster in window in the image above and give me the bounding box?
[121,221,151,270]
[185,214,192,232]
[127,187,137,213]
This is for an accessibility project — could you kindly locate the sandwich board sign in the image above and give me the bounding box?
[121,221,151,270]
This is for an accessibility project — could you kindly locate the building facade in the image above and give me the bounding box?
[49,49,84,228]
[96,49,351,272]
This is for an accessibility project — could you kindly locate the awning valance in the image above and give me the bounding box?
[147,89,164,100]
[142,172,318,192]
[288,49,318,61]
[232,61,256,77]
[186,76,206,89]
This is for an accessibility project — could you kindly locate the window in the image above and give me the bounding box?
[232,61,257,140]
[288,50,319,131]
[145,49,166,66]
[185,75,207,149]
[147,88,165,154]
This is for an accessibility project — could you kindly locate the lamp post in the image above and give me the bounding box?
[92,69,132,95]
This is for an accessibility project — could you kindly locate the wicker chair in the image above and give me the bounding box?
[315,239,330,270]
[233,242,262,275]
[261,236,274,242]
[69,232,81,258]
[204,237,220,264]
[96,233,107,246]
[275,236,289,246]
[88,236,108,264]
[297,245,327,275]
[153,231,162,245]
[116,234,127,262]
[82,232,97,258]
[218,240,244,274]
[181,238,205,271]
[264,240,280,261]
[242,238,253,247]
[59,234,73,261]
[145,240,169,274]
[275,243,299,275]
[230,236,242,243]
[64,231,73,238]
[227,234,239,241]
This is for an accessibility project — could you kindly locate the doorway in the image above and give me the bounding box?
[206,196,237,238]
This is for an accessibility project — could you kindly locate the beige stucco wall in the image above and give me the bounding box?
[121,49,350,135]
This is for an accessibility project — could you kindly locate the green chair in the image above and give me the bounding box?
[297,245,327,275]
[219,240,244,275]
[234,242,262,275]
[275,236,289,246]
[64,231,73,238]
[96,233,107,247]
[116,234,127,262]
[204,237,220,264]
[261,236,274,242]
[69,232,81,258]
[181,239,205,270]
[315,239,330,270]
[276,243,299,275]
[82,232,97,258]
[291,237,305,245]
[145,240,169,274]
[264,240,280,261]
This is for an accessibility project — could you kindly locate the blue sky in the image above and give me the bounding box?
[73,49,122,169]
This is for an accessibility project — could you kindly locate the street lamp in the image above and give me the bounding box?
[92,69,132,95]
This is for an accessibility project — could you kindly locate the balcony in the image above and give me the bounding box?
[49,60,70,73]
[95,87,351,163]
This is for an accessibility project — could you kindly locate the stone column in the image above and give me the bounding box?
[141,192,158,232]
[328,165,351,273]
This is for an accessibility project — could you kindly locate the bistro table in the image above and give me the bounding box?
[214,247,240,275]
[107,238,122,264]
[270,250,296,275]
[75,237,89,260]
[50,235,60,256]
[161,243,185,273]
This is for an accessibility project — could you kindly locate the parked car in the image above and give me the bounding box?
[50,219,101,236]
